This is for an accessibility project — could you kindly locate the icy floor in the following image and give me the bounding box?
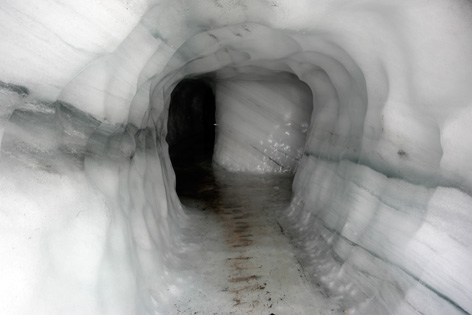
[171,162,340,315]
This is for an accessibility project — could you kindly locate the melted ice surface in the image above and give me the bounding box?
[0,0,472,314]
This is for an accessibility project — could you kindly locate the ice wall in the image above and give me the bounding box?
[213,75,312,173]
[1,0,472,314]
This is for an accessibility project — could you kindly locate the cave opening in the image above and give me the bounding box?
[166,72,314,207]
[167,77,217,200]
[162,72,326,311]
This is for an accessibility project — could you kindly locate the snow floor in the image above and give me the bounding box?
[170,162,340,314]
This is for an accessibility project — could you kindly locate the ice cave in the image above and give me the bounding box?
[1,0,472,314]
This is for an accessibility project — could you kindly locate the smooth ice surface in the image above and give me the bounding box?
[1,0,472,314]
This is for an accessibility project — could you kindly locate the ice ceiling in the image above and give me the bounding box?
[1,0,472,314]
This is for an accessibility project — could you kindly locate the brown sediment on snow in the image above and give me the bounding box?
[229,275,261,283]
[226,256,252,260]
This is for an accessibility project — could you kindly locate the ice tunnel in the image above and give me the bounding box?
[1,0,472,314]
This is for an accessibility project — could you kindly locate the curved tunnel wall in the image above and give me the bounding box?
[0,1,472,314]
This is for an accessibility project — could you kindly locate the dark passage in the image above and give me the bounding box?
[167,78,217,198]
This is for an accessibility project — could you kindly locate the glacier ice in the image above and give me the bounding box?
[0,0,472,314]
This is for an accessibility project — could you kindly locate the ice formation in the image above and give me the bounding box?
[0,0,472,314]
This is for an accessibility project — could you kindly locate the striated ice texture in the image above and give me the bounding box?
[213,74,312,173]
[0,0,472,314]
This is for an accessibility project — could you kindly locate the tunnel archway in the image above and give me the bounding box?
[1,2,472,314]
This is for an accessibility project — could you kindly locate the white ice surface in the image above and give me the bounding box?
[213,74,312,173]
[0,0,472,314]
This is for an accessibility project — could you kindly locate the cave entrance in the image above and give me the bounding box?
[167,78,217,198]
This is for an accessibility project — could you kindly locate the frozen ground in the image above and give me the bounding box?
[171,163,339,314]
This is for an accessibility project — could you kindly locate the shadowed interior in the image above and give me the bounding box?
[167,78,216,198]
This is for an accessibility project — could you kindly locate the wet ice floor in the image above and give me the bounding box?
[171,162,337,315]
